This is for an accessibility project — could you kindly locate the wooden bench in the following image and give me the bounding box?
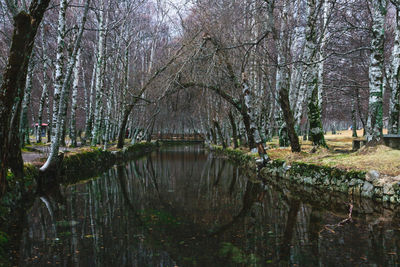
[383,134,400,150]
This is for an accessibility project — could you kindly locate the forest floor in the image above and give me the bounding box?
[264,129,400,176]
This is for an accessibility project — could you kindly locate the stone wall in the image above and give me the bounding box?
[261,160,400,204]
[211,146,400,204]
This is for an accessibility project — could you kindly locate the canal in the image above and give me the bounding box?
[19,145,400,266]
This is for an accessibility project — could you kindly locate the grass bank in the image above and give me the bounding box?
[267,130,400,176]
[211,135,400,205]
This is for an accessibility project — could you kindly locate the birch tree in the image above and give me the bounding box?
[41,0,91,171]
[389,0,400,134]
[49,0,68,149]
[91,0,107,146]
[70,49,81,147]
[366,0,387,143]
[271,0,301,152]
[297,0,327,148]
[20,54,35,146]
[36,26,50,144]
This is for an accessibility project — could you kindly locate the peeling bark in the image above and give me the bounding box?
[389,4,400,134]
[70,49,81,147]
[367,0,386,144]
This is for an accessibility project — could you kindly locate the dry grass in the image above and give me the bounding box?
[266,130,400,176]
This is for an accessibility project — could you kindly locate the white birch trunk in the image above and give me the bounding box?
[317,0,329,107]
[242,75,262,148]
[366,0,386,143]
[103,62,116,149]
[37,27,49,143]
[70,49,81,147]
[91,0,107,146]
[294,0,319,125]
[84,61,96,141]
[294,0,327,147]
[20,54,35,146]
[389,4,400,134]
[41,0,90,171]
[50,0,67,146]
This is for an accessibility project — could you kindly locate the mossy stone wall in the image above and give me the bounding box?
[212,146,400,204]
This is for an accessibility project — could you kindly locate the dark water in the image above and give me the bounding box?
[19,145,400,266]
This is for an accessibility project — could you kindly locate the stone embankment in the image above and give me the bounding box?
[211,146,400,204]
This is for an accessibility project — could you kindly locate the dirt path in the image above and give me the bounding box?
[22,145,82,163]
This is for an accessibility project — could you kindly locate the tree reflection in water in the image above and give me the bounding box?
[19,145,400,266]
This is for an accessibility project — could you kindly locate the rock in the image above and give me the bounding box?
[383,183,395,195]
[392,182,400,192]
[283,163,291,171]
[374,187,383,198]
[361,181,374,198]
[339,183,349,193]
[303,177,312,185]
[349,179,358,186]
[373,179,384,187]
[366,170,380,182]
[353,184,362,196]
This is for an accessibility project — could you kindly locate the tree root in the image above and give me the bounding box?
[319,202,353,235]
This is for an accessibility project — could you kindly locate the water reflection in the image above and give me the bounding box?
[20,145,400,266]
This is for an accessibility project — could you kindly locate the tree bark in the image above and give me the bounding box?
[367,0,386,144]
[389,5,400,134]
[20,56,35,146]
[70,49,81,147]
[271,1,301,152]
[228,110,238,148]
[213,120,226,148]
[352,102,358,137]
[0,0,51,195]
[308,78,328,147]
[279,85,301,152]
[50,0,67,148]
[41,0,90,171]
[91,0,107,146]
[37,26,49,144]
[117,105,133,148]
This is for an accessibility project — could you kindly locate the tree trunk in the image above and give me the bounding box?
[228,110,238,148]
[70,49,81,147]
[0,0,50,195]
[213,120,226,148]
[367,0,386,144]
[352,102,358,137]
[117,105,133,148]
[50,0,67,149]
[20,55,35,146]
[84,62,96,144]
[37,27,49,144]
[272,1,301,153]
[91,0,107,146]
[279,85,301,152]
[389,5,400,134]
[41,0,90,171]
[308,78,327,147]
